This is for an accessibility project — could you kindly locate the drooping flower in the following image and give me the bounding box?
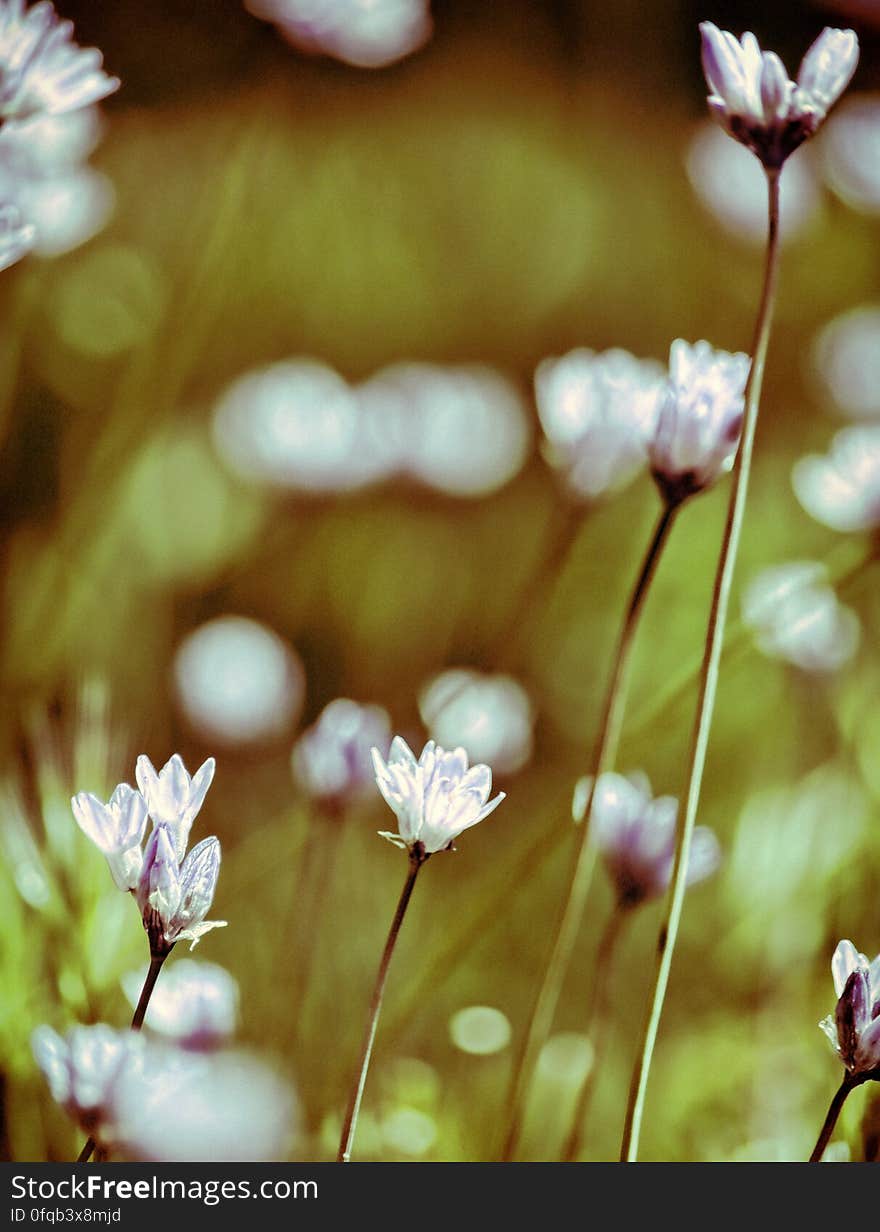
[32,1023,142,1139]
[135,753,215,861]
[699,22,859,169]
[71,781,148,891]
[741,560,860,673]
[292,698,392,807]
[573,771,720,909]
[136,830,225,956]
[0,199,32,268]
[819,940,880,1078]
[649,339,751,505]
[792,425,880,533]
[0,0,120,124]
[372,736,505,856]
[121,959,238,1050]
[534,347,666,501]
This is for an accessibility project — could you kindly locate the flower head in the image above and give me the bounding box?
[820,940,880,1078]
[574,771,720,908]
[136,753,215,861]
[649,339,751,505]
[32,1023,141,1138]
[136,829,225,956]
[741,560,860,673]
[292,698,392,807]
[792,425,880,534]
[122,959,239,1050]
[534,348,666,501]
[71,781,148,891]
[372,736,505,857]
[0,0,120,124]
[700,22,858,169]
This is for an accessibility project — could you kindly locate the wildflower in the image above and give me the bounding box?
[700,22,859,169]
[122,959,238,1050]
[819,940,880,1078]
[246,0,432,71]
[0,199,32,268]
[136,830,225,956]
[821,96,880,216]
[649,339,751,505]
[292,698,391,807]
[70,781,148,891]
[0,0,120,125]
[793,425,880,532]
[372,736,505,857]
[417,669,534,776]
[741,561,860,672]
[135,753,215,861]
[534,348,666,501]
[573,772,720,909]
[31,1023,141,1139]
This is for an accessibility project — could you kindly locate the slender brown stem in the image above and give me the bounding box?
[500,501,678,1161]
[809,1074,857,1162]
[561,906,628,1162]
[76,954,167,1163]
[337,851,424,1163]
[620,168,782,1163]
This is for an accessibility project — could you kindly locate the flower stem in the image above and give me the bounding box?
[809,1074,858,1162]
[76,954,167,1164]
[337,851,424,1163]
[500,501,678,1161]
[619,168,782,1163]
[561,905,628,1162]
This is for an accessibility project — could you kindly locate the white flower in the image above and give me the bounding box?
[742,561,860,673]
[0,199,32,269]
[819,939,880,1077]
[32,1023,141,1138]
[136,753,215,861]
[246,0,432,70]
[292,698,392,805]
[0,0,120,124]
[573,772,720,907]
[417,669,534,776]
[71,782,148,891]
[136,829,226,954]
[821,95,880,216]
[534,348,665,501]
[700,22,859,168]
[372,736,505,856]
[649,339,751,503]
[793,425,880,533]
[122,959,238,1050]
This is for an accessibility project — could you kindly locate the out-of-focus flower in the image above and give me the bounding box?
[821,94,880,215]
[111,1042,297,1161]
[136,754,215,862]
[173,617,305,747]
[137,830,225,956]
[417,668,534,776]
[699,22,858,169]
[742,561,860,673]
[0,199,32,268]
[573,771,720,909]
[372,736,505,856]
[71,782,148,891]
[686,122,821,245]
[246,0,432,70]
[811,305,880,419]
[358,361,530,498]
[819,940,880,1078]
[649,339,751,505]
[122,960,238,1050]
[793,426,880,532]
[0,0,119,124]
[533,347,665,501]
[292,698,391,807]
[32,1023,141,1138]
[448,1005,512,1056]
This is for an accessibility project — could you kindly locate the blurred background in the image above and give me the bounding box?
[2,0,880,1162]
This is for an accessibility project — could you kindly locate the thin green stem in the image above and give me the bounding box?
[561,905,628,1162]
[809,1074,858,1162]
[337,851,424,1163]
[500,501,678,1161]
[76,954,167,1164]
[619,168,782,1163]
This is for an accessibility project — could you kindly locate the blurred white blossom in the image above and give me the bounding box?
[71,782,148,891]
[811,305,880,419]
[448,1005,512,1056]
[247,0,432,69]
[534,347,665,500]
[373,736,505,856]
[821,94,880,214]
[418,668,534,775]
[820,939,880,1077]
[122,960,239,1050]
[699,22,858,168]
[793,426,880,532]
[686,122,821,245]
[742,561,860,673]
[32,1023,141,1139]
[292,698,391,807]
[173,616,305,746]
